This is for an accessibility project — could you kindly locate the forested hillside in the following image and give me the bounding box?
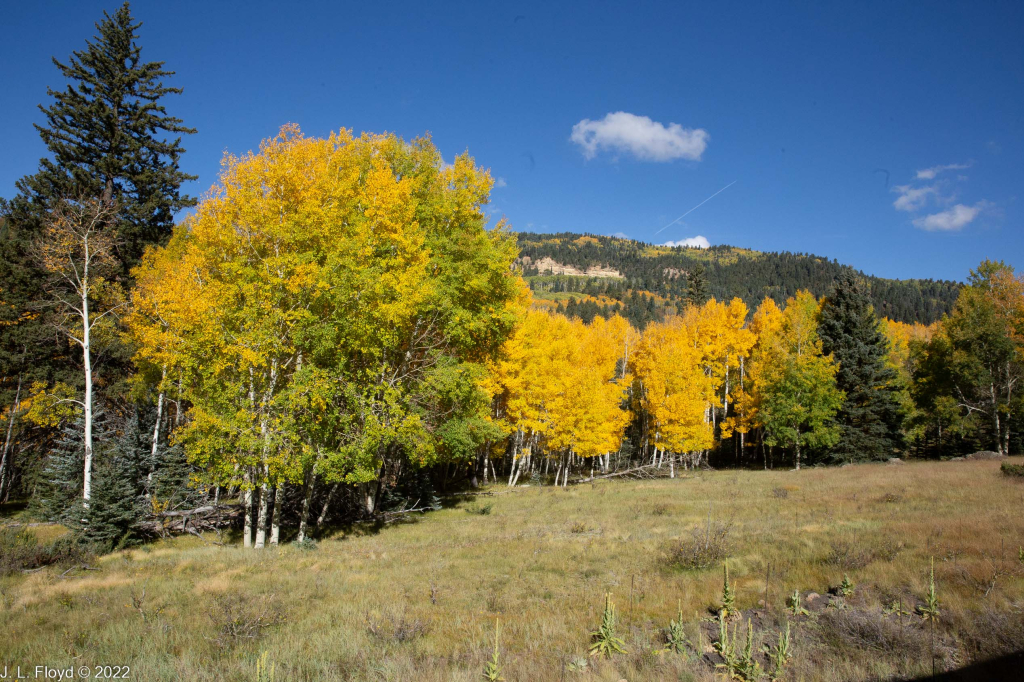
[518,232,959,328]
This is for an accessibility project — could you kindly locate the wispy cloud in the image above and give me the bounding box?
[571,112,708,162]
[612,231,629,239]
[916,161,972,180]
[494,177,507,188]
[892,184,936,212]
[663,235,710,249]
[912,202,986,231]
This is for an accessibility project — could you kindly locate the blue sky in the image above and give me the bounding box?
[2,1,1021,281]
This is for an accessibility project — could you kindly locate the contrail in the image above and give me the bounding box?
[653,180,737,236]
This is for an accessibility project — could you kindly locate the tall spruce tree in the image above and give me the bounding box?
[0,2,195,501]
[6,1,196,275]
[818,275,905,462]
[81,411,148,550]
[686,263,710,307]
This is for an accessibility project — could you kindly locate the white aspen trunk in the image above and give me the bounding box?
[990,382,1003,455]
[669,454,675,479]
[297,473,315,543]
[317,483,338,526]
[490,457,497,483]
[270,481,283,545]
[507,430,522,486]
[148,366,167,495]
[0,375,22,502]
[739,357,745,454]
[81,261,94,505]
[255,466,270,548]
[795,440,801,471]
[243,468,253,549]
[360,481,376,515]
[1005,362,1013,457]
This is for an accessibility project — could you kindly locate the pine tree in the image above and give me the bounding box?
[818,275,904,462]
[6,2,196,276]
[1,2,195,503]
[81,411,147,550]
[35,415,90,526]
[687,263,710,307]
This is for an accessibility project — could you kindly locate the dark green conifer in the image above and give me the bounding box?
[686,263,710,307]
[81,411,148,550]
[818,275,905,462]
[6,2,196,275]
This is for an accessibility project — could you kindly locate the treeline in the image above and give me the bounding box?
[518,233,961,325]
[484,264,1021,489]
[0,4,1020,554]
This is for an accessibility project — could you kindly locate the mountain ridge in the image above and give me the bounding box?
[515,232,960,327]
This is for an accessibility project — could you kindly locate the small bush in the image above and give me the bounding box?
[366,609,428,643]
[771,487,789,499]
[823,540,873,570]
[667,518,732,570]
[0,527,94,575]
[466,503,494,516]
[293,538,318,551]
[207,594,284,647]
[817,608,930,659]
[1000,462,1024,478]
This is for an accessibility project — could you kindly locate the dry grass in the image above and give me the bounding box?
[2,458,1023,680]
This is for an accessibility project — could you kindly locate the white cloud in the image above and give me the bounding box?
[892,184,936,212]
[916,162,972,180]
[570,111,709,162]
[494,177,507,188]
[912,203,985,231]
[663,235,711,249]
[612,232,629,239]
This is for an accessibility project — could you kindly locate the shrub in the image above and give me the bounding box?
[1000,462,1024,478]
[365,608,428,643]
[466,503,494,516]
[817,608,930,660]
[0,527,94,575]
[823,540,873,570]
[666,517,731,570]
[293,538,318,551]
[207,594,284,647]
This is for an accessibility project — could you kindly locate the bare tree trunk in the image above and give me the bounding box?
[794,441,801,471]
[270,481,283,545]
[0,375,22,503]
[669,453,675,479]
[82,271,94,505]
[297,473,316,543]
[243,468,253,549]
[507,430,522,486]
[991,382,1004,455]
[255,466,270,548]
[147,366,167,496]
[316,483,338,527]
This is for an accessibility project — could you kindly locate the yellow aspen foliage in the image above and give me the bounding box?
[484,310,632,463]
[128,124,525,499]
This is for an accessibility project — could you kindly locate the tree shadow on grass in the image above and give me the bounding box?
[904,650,1024,681]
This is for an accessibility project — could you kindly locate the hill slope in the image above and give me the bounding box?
[517,232,960,326]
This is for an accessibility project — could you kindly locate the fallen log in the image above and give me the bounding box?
[136,503,243,536]
[571,464,672,485]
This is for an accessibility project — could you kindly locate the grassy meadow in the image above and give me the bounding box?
[2,458,1024,681]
